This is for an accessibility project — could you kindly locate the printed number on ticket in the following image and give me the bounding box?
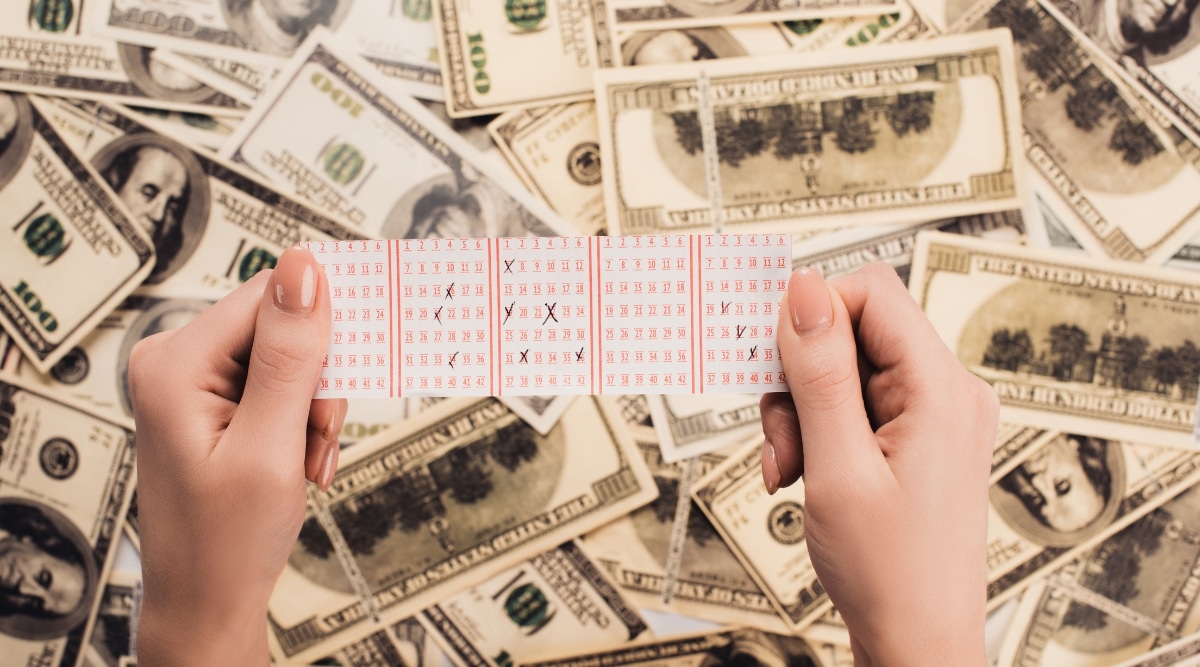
[308,235,791,397]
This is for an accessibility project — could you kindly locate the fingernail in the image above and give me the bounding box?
[318,443,339,491]
[321,410,337,442]
[788,267,833,335]
[762,439,781,495]
[272,247,318,314]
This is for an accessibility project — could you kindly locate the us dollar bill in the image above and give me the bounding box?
[124,107,237,154]
[85,570,138,667]
[0,93,154,373]
[221,33,576,240]
[792,209,1023,284]
[691,442,831,633]
[0,373,137,667]
[33,95,360,300]
[583,429,793,633]
[434,0,613,117]
[0,3,245,113]
[523,627,823,667]
[322,618,445,667]
[996,477,1200,666]
[150,51,279,105]
[266,397,657,663]
[420,541,649,666]
[965,0,1200,262]
[909,232,1200,449]
[1113,634,1200,667]
[986,428,1200,609]
[595,30,1026,236]
[13,293,211,418]
[1021,168,1090,255]
[615,24,794,66]
[607,0,899,31]
[92,0,444,99]
[647,394,762,462]
[1037,0,1200,151]
[777,3,935,51]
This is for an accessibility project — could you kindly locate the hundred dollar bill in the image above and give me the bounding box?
[792,209,1023,284]
[691,442,831,632]
[647,394,762,462]
[1113,633,1200,667]
[607,0,898,31]
[595,30,1026,236]
[14,293,211,417]
[523,627,823,667]
[221,33,575,240]
[150,51,278,105]
[85,570,137,667]
[0,373,137,667]
[125,107,238,153]
[0,3,244,113]
[434,0,612,117]
[583,429,793,633]
[909,232,1200,449]
[91,0,444,100]
[1036,0,1200,151]
[986,428,1200,608]
[0,93,154,373]
[965,0,1200,262]
[420,541,650,666]
[996,478,1200,666]
[778,3,935,50]
[322,618,445,667]
[266,397,657,663]
[34,95,359,300]
[616,24,793,66]
[123,490,138,551]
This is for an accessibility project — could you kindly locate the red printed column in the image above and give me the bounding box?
[697,234,789,393]
[311,240,391,397]
[496,236,592,394]
[598,235,695,393]
[398,238,492,396]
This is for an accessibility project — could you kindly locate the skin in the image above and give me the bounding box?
[132,259,994,665]
[632,31,700,65]
[0,536,85,617]
[0,93,18,143]
[1016,434,1104,532]
[115,148,187,242]
[1118,0,1191,35]
[759,264,996,667]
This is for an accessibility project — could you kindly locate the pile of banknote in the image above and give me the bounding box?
[6,0,1200,665]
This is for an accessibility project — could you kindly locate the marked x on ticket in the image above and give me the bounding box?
[308,234,791,398]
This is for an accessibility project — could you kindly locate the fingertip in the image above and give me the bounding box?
[762,439,781,495]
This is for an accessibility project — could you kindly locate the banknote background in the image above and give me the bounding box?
[5,0,1200,665]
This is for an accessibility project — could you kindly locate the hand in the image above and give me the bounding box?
[759,263,997,667]
[128,247,347,666]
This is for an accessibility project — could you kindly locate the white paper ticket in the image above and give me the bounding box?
[308,234,791,398]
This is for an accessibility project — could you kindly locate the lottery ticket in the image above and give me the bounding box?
[310,234,791,398]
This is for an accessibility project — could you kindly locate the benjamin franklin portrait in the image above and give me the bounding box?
[0,499,98,640]
[621,28,745,66]
[993,433,1125,547]
[1053,0,1200,63]
[92,134,211,284]
[382,169,556,240]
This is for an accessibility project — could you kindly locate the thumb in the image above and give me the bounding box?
[227,247,331,459]
[776,268,877,478]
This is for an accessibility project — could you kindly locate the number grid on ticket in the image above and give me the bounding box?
[308,235,790,398]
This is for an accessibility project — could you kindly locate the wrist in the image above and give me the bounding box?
[849,620,986,667]
[138,590,271,666]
